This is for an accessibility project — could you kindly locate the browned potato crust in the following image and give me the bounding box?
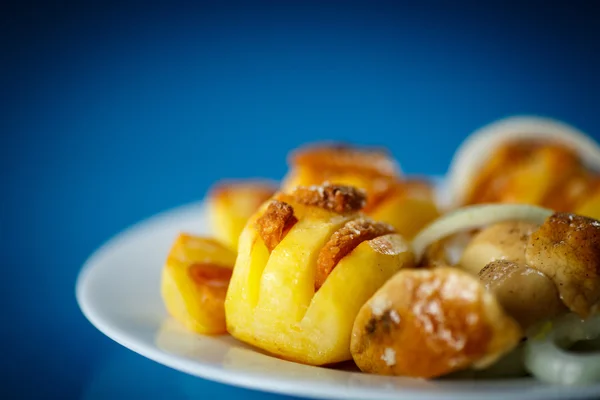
[280,183,367,214]
[256,200,298,252]
[350,267,521,378]
[525,212,600,317]
[315,218,396,290]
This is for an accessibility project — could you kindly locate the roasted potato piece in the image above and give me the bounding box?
[161,234,236,334]
[466,143,584,208]
[225,183,414,365]
[479,260,567,330]
[351,267,522,378]
[459,221,538,276]
[368,180,441,239]
[575,182,600,220]
[525,212,600,317]
[281,143,439,239]
[207,180,277,251]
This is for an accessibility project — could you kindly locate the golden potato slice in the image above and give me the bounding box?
[161,234,236,334]
[368,180,440,239]
[479,260,567,330]
[207,180,276,251]
[459,221,538,276]
[350,267,521,378]
[525,212,600,317]
[226,184,414,365]
[315,218,395,289]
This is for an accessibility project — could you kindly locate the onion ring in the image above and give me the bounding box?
[411,204,553,261]
[524,313,600,385]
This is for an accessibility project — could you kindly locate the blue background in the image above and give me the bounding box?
[3,1,600,399]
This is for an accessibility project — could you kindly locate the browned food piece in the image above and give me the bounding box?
[282,144,400,210]
[289,143,400,178]
[207,179,277,250]
[542,170,596,213]
[161,234,237,334]
[459,221,539,276]
[525,212,600,317]
[479,260,567,330]
[256,200,298,252]
[465,142,585,208]
[315,218,396,290]
[280,183,367,214]
[350,267,521,378]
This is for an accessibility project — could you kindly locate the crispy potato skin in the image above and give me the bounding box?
[526,212,600,317]
[350,267,521,378]
[279,183,367,214]
[161,234,236,334]
[256,200,297,252]
[315,218,395,290]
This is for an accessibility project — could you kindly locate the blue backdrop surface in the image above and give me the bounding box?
[2,1,600,399]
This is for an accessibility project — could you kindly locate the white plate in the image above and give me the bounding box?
[76,198,600,400]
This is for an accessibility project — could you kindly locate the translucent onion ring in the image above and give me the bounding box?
[524,313,600,385]
[411,204,553,261]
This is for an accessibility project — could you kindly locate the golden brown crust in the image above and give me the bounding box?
[187,263,233,325]
[284,183,367,214]
[188,263,233,287]
[289,143,400,178]
[256,200,298,252]
[350,267,521,378]
[315,219,396,290]
[465,142,586,207]
[526,212,600,317]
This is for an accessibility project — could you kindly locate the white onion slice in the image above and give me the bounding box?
[524,313,600,385]
[446,116,600,209]
[411,204,553,261]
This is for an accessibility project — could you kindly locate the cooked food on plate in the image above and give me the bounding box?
[207,180,277,251]
[282,143,440,239]
[161,234,236,334]
[401,204,600,383]
[225,183,414,365]
[158,120,600,385]
[446,116,600,219]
